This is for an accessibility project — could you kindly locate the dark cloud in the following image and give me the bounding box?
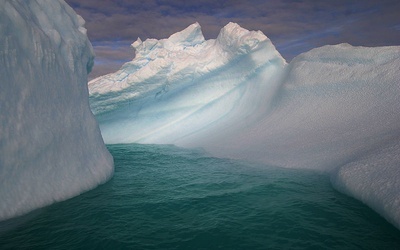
[64,0,400,79]
[88,41,134,80]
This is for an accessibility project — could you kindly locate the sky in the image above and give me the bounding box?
[64,0,400,80]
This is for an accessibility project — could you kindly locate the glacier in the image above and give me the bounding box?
[0,0,113,221]
[89,22,400,229]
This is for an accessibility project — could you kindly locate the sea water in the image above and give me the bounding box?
[1,143,400,249]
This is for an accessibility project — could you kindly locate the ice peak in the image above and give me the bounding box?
[217,22,269,54]
[91,21,285,96]
[220,22,253,37]
[167,22,205,47]
[131,23,205,56]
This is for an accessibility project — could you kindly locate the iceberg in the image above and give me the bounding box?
[0,0,113,221]
[89,23,400,229]
[89,22,286,144]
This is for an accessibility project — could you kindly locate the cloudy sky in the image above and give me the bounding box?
[64,0,400,80]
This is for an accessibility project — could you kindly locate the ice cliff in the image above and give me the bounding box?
[0,0,113,221]
[89,23,400,229]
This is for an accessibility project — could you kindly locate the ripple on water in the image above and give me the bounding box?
[0,143,400,249]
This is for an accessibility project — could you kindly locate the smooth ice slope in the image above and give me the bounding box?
[201,44,400,169]
[0,0,113,221]
[89,24,400,229]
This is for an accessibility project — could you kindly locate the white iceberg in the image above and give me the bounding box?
[89,22,286,144]
[89,23,400,229]
[0,0,113,221]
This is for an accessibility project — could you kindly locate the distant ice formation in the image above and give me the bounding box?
[0,0,113,221]
[89,23,400,229]
[89,22,286,143]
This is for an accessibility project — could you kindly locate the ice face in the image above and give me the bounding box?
[0,0,113,221]
[89,22,287,143]
[89,23,400,229]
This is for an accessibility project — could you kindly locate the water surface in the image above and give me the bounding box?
[1,143,399,249]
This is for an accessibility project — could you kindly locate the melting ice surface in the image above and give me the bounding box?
[89,22,400,229]
[0,0,113,221]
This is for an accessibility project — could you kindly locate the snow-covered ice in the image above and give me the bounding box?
[0,0,113,221]
[89,23,400,229]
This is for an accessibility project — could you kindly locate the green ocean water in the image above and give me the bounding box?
[1,143,400,249]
